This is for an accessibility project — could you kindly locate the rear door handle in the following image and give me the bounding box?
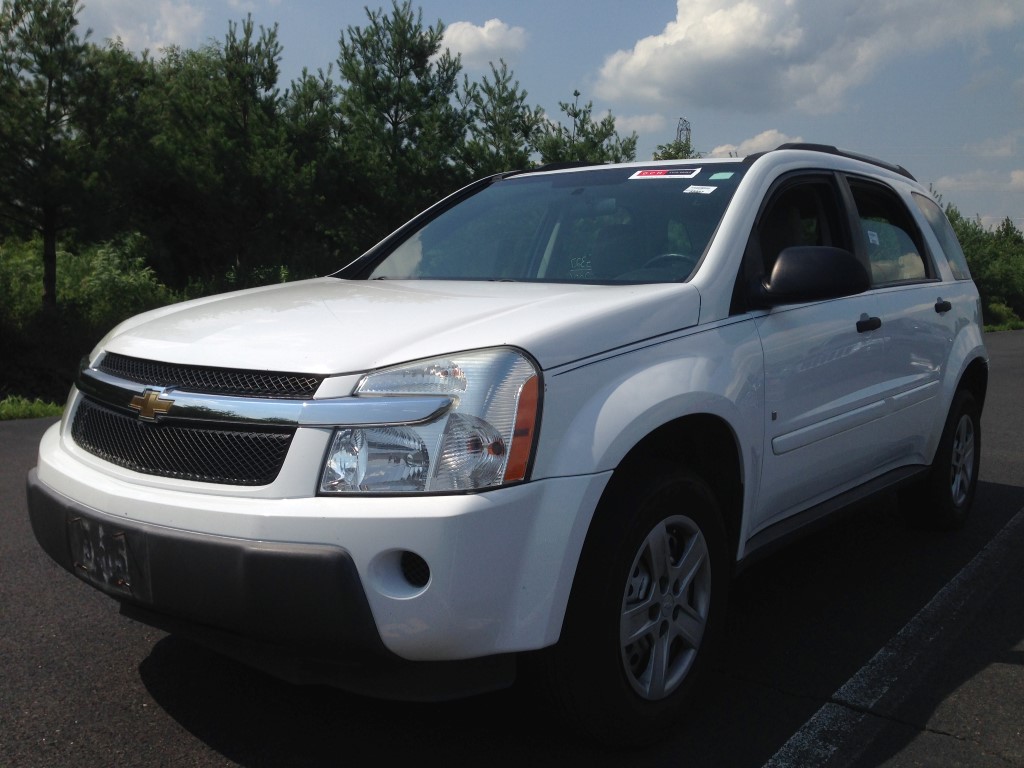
[856,315,882,333]
[935,299,952,313]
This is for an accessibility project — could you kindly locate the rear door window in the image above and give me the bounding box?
[846,179,929,284]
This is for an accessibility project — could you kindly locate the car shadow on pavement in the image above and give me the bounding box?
[137,482,1024,768]
[137,635,632,767]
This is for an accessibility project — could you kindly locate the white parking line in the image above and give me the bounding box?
[763,506,1024,768]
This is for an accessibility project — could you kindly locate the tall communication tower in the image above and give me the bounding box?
[676,117,691,145]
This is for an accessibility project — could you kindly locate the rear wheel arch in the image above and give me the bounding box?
[958,355,988,412]
[902,382,983,530]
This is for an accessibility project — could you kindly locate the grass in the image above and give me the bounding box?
[0,395,63,420]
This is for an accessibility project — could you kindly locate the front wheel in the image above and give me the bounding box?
[620,512,712,700]
[900,389,981,529]
[539,465,728,744]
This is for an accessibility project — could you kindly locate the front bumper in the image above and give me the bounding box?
[28,422,610,697]
[27,469,515,699]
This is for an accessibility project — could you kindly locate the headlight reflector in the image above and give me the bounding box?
[319,348,540,494]
[321,427,430,493]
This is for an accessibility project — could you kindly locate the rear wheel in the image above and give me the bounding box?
[900,389,980,529]
[541,464,728,744]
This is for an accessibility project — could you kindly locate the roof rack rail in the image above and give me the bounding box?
[770,143,916,181]
[528,160,607,173]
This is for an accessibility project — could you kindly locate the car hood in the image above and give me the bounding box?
[97,278,701,374]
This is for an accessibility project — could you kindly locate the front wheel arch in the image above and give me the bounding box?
[605,413,744,561]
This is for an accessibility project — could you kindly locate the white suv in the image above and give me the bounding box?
[28,144,988,742]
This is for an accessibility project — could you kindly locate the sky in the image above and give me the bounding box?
[75,0,1024,228]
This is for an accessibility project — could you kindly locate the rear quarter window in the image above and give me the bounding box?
[913,192,972,280]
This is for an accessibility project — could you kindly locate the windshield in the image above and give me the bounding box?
[366,163,746,283]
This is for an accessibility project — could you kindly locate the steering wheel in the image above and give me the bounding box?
[641,253,697,271]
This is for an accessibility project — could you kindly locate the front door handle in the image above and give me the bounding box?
[935,299,952,313]
[856,315,882,333]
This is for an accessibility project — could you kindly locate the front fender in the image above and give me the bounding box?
[533,320,765,484]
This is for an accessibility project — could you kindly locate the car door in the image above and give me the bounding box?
[844,177,956,468]
[750,174,890,536]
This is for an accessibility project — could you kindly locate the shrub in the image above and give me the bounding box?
[0,238,44,331]
[984,301,1024,331]
[61,233,177,332]
[0,233,182,401]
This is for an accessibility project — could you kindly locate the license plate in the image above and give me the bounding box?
[69,516,134,597]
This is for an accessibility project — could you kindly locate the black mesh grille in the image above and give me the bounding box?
[98,353,323,399]
[72,398,293,486]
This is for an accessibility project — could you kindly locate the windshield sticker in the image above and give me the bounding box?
[709,172,734,180]
[629,168,701,180]
[683,185,717,195]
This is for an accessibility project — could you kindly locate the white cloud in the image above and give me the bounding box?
[616,113,669,137]
[596,0,1019,114]
[80,0,206,54]
[442,18,527,70]
[934,169,1024,196]
[709,129,803,157]
[965,132,1023,159]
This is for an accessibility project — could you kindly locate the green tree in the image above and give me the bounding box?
[74,40,157,243]
[533,90,637,164]
[128,17,298,288]
[336,0,469,246]
[0,0,89,308]
[216,15,296,280]
[139,42,226,284]
[281,65,349,273]
[284,65,341,182]
[460,59,543,177]
[223,15,282,133]
[946,204,1024,327]
[653,135,701,160]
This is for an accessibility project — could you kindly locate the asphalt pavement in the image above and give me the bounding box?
[766,329,1024,767]
[770,328,1024,767]
[845,329,1024,767]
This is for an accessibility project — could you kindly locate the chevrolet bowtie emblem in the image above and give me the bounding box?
[129,389,174,421]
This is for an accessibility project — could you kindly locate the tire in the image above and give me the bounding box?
[539,464,729,745]
[900,389,981,530]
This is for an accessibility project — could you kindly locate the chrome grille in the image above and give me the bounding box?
[98,353,323,399]
[72,397,293,486]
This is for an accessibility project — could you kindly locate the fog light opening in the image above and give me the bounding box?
[400,551,431,589]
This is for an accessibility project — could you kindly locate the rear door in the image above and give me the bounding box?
[847,180,968,466]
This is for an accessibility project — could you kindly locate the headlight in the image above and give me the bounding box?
[319,348,540,494]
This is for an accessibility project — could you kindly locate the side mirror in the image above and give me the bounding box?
[751,246,870,306]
